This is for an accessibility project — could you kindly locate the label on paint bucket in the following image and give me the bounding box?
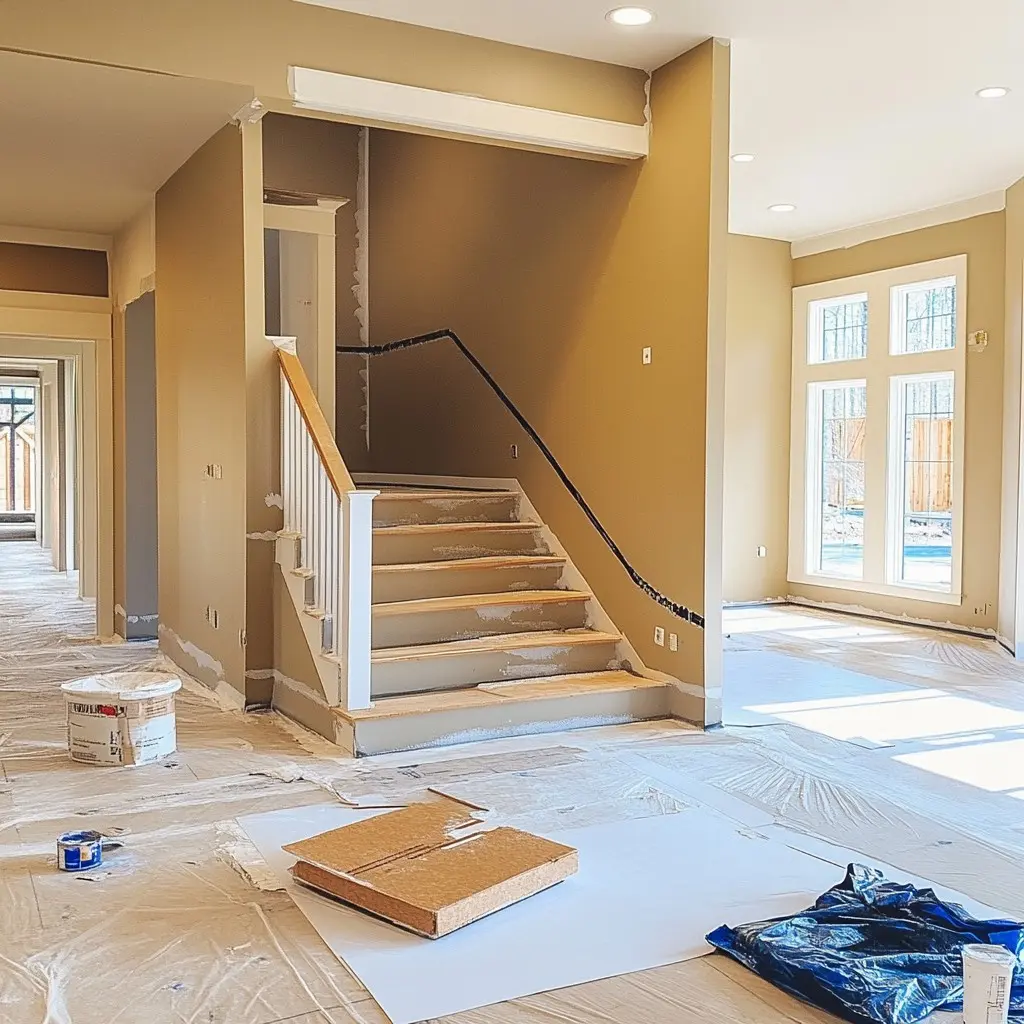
[57,830,103,872]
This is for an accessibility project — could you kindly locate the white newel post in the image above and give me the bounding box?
[340,489,378,711]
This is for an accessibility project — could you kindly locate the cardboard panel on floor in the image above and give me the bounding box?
[239,803,844,1024]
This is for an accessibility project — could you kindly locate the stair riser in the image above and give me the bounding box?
[372,564,564,603]
[373,495,519,528]
[373,530,548,565]
[372,600,589,649]
[349,687,672,756]
[371,641,622,697]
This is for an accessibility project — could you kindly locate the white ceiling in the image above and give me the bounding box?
[0,52,253,234]
[304,0,1024,242]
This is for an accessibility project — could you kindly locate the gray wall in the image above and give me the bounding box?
[124,291,159,639]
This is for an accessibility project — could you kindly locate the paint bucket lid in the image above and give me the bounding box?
[61,671,182,702]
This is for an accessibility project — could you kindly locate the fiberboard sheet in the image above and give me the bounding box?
[238,803,844,1024]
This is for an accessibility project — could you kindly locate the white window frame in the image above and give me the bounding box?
[788,255,967,605]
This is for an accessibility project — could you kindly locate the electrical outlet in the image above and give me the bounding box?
[654,625,665,647]
[757,546,767,558]
[669,632,678,652]
[510,444,519,459]
[642,347,653,365]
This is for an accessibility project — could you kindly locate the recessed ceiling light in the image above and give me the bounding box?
[731,153,755,163]
[768,203,796,213]
[607,7,654,26]
[977,86,1010,99]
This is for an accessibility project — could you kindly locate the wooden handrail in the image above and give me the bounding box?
[277,348,356,497]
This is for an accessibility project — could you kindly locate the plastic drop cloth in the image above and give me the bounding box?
[707,863,1024,1024]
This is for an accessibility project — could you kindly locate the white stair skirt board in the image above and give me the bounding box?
[238,804,840,1024]
[288,67,649,161]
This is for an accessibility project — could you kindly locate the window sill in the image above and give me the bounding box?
[787,572,961,606]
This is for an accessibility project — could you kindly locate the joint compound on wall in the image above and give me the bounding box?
[157,624,246,710]
[353,125,371,449]
[264,493,284,510]
[247,531,279,542]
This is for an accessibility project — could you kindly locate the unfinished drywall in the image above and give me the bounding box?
[999,180,1024,653]
[261,113,368,471]
[0,0,646,126]
[723,234,792,603]
[365,39,730,721]
[0,242,107,297]
[110,202,156,632]
[792,211,1006,631]
[155,125,249,696]
[122,292,158,639]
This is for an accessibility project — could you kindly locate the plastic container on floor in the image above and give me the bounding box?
[61,672,182,766]
[963,945,1017,1024]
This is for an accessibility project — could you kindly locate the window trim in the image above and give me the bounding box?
[788,254,966,605]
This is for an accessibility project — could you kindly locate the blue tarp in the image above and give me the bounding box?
[707,864,1024,1024]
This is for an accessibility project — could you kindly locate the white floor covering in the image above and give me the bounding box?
[2,540,1024,1023]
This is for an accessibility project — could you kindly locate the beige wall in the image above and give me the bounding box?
[792,211,1006,631]
[0,0,646,125]
[0,242,107,296]
[1000,179,1024,651]
[365,39,730,719]
[155,125,250,696]
[723,234,792,602]
[261,113,369,470]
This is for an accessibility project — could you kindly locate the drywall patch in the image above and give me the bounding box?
[114,603,127,622]
[157,624,247,710]
[265,493,284,510]
[247,531,279,542]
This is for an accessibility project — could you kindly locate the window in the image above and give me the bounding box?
[890,373,954,588]
[809,293,868,363]
[789,256,966,604]
[0,385,37,514]
[891,277,956,354]
[812,381,866,578]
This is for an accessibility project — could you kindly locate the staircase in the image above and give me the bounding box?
[272,346,675,756]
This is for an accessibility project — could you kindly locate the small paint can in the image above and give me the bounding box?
[57,830,104,872]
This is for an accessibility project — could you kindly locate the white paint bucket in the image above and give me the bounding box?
[962,944,1017,1024]
[61,672,182,766]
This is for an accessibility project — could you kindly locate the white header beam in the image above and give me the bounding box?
[288,66,649,161]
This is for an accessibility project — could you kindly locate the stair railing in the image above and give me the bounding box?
[278,344,376,710]
[338,329,705,630]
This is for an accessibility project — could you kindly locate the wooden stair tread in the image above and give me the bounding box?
[373,555,565,576]
[371,489,518,501]
[373,521,540,536]
[336,671,665,722]
[373,590,590,617]
[370,629,621,664]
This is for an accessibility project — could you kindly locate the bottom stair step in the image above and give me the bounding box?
[333,671,672,756]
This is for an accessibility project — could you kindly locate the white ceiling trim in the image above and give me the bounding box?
[288,67,649,160]
[0,224,112,252]
[790,191,1008,259]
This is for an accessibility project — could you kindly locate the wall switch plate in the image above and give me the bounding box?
[510,444,519,459]
[654,625,665,647]
[669,632,678,652]
[757,545,767,558]
[642,347,652,365]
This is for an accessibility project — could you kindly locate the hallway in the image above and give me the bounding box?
[2,541,1024,1022]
